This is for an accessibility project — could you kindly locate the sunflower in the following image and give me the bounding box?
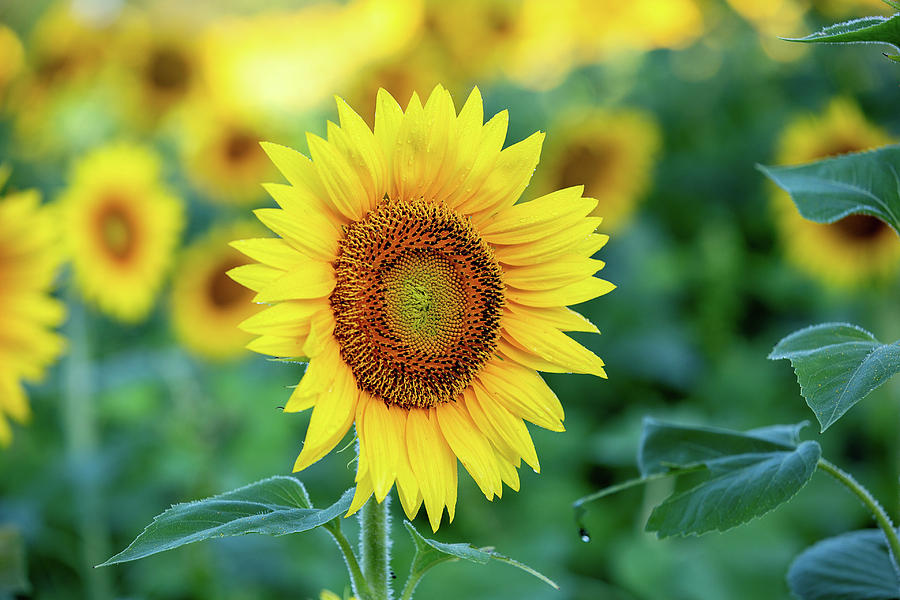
[772,98,900,287]
[58,143,184,322]
[171,223,259,361]
[533,107,660,232]
[178,103,279,206]
[0,169,66,445]
[229,86,613,531]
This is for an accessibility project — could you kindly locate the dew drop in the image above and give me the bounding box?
[578,527,591,543]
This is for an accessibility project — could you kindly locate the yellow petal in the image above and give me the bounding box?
[0,377,29,423]
[333,97,387,208]
[465,131,545,224]
[471,382,540,472]
[292,360,359,471]
[238,300,325,336]
[253,263,335,303]
[246,333,308,358]
[374,88,404,172]
[505,303,599,334]
[502,257,605,291]
[479,187,596,244]
[496,338,570,374]
[505,277,616,308]
[227,263,284,293]
[436,401,502,500]
[230,236,306,271]
[501,311,607,378]
[250,204,340,262]
[285,342,342,412]
[406,408,455,532]
[443,110,509,210]
[307,132,369,222]
[493,217,603,267]
[260,142,329,201]
[359,392,404,502]
[477,360,564,427]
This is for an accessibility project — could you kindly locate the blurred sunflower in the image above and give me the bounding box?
[58,143,184,322]
[773,98,900,288]
[9,4,118,155]
[534,107,660,232]
[179,104,278,205]
[230,86,613,531]
[171,223,259,361]
[0,169,66,445]
[111,13,203,129]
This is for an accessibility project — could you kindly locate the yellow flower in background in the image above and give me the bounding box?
[229,86,613,531]
[9,3,118,156]
[773,98,900,287]
[59,143,184,322]
[179,103,279,205]
[340,46,449,127]
[320,590,356,600]
[171,223,259,361]
[0,168,66,445]
[110,12,203,129]
[199,0,422,117]
[534,107,660,232]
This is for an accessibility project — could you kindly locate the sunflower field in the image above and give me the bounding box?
[2,1,900,599]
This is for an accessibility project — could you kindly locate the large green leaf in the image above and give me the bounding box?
[639,419,821,538]
[400,521,557,597]
[788,529,900,599]
[100,477,352,566]
[783,12,900,60]
[758,146,900,236]
[769,323,900,431]
[0,526,28,595]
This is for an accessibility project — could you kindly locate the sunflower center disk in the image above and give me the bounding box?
[330,200,504,409]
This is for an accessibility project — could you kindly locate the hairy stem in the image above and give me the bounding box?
[324,520,370,600]
[360,496,392,600]
[818,458,900,573]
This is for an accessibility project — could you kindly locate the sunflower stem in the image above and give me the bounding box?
[359,496,392,600]
[324,520,370,600]
[62,299,112,600]
[818,458,900,575]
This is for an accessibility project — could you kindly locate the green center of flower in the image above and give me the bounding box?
[330,200,504,409]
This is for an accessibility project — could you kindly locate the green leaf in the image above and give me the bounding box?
[401,521,558,596]
[638,419,821,537]
[788,529,900,599]
[769,323,900,432]
[783,13,900,57]
[758,146,900,236]
[0,526,28,595]
[100,476,352,566]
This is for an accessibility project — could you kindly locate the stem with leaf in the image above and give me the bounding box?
[818,458,900,573]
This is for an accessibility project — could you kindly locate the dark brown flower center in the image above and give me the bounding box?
[146,46,190,94]
[208,258,250,309]
[329,200,504,408]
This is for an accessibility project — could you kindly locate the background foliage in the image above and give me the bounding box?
[1,0,899,599]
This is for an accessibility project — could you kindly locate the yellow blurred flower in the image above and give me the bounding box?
[58,143,184,322]
[727,0,808,61]
[9,3,118,156]
[0,168,66,445]
[229,86,612,531]
[319,590,356,600]
[109,11,204,129]
[178,103,279,205]
[773,98,900,287]
[199,0,422,117]
[533,107,661,232]
[171,223,259,361]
